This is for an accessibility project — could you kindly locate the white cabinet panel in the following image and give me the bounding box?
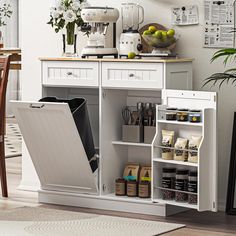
[11,101,98,195]
[102,62,163,89]
[42,61,99,87]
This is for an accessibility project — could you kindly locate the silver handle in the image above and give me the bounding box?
[67,72,73,76]
[29,104,44,109]
[129,73,135,77]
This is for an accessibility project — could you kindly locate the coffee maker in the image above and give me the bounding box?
[119,3,144,57]
[81,7,119,58]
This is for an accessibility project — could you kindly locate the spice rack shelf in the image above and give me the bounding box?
[153,157,198,167]
[152,90,217,212]
[154,145,198,153]
[157,120,203,127]
[154,186,198,195]
[112,141,152,147]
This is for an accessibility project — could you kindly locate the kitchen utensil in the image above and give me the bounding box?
[119,2,144,56]
[137,102,144,125]
[122,106,131,125]
[131,111,139,125]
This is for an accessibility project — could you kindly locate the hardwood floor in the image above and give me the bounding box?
[0,157,236,236]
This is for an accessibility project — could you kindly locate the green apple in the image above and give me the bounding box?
[154,30,162,39]
[148,25,157,34]
[162,31,168,42]
[128,52,136,59]
[143,30,152,36]
[167,29,175,37]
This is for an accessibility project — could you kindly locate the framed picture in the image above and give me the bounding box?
[226,112,236,215]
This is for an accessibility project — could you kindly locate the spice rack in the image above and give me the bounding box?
[152,90,217,212]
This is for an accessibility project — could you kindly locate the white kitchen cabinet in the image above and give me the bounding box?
[12,58,218,216]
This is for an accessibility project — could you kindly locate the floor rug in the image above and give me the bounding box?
[0,207,185,236]
[5,123,22,158]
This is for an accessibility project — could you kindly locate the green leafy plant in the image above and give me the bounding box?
[0,3,12,27]
[203,30,236,88]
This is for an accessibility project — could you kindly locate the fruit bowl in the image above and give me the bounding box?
[141,26,177,54]
[142,34,177,49]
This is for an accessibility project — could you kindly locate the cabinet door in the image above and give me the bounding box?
[11,101,98,195]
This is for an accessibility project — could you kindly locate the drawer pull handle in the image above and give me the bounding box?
[129,73,135,77]
[67,72,73,76]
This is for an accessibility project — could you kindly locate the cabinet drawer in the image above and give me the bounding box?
[102,62,163,89]
[42,61,99,87]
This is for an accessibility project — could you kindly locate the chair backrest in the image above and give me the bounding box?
[0,56,10,132]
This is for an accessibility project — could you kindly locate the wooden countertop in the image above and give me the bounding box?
[0,48,21,55]
[39,57,194,63]
[0,48,21,70]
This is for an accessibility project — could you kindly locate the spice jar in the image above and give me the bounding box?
[189,110,201,123]
[166,108,177,121]
[138,181,151,198]
[175,169,188,202]
[127,180,138,197]
[188,171,198,204]
[162,168,176,200]
[177,109,189,122]
[115,178,126,196]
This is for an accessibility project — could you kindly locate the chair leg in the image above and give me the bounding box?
[0,138,8,197]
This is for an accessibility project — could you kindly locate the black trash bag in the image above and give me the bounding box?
[39,97,98,173]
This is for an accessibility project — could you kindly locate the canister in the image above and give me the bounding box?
[127,180,138,197]
[189,110,201,123]
[177,109,189,122]
[138,181,151,198]
[166,108,177,121]
[175,169,188,202]
[162,168,176,200]
[188,171,198,204]
[115,178,126,196]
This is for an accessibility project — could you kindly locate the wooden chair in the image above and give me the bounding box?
[0,56,10,197]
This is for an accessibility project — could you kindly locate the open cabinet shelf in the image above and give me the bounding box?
[112,141,152,147]
[157,120,203,127]
[153,157,198,167]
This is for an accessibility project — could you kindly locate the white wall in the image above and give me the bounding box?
[20,0,235,209]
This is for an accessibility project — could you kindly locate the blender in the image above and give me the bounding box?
[119,2,144,57]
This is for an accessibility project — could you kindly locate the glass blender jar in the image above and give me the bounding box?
[119,3,144,57]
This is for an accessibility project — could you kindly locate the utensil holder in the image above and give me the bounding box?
[144,126,156,144]
[122,125,143,143]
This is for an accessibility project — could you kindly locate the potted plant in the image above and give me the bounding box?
[203,47,236,88]
[48,0,88,57]
[0,3,12,48]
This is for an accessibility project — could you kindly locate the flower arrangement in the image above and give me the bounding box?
[0,3,12,27]
[48,0,87,45]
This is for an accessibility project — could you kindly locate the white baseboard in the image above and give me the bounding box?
[38,189,186,217]
[17,180,40,192]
